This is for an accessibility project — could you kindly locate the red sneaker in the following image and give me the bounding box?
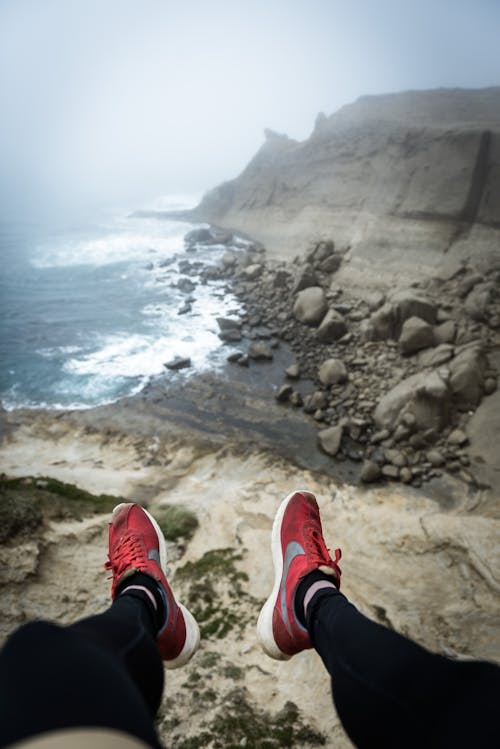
[257,490,341,660]
[105,502,200,668]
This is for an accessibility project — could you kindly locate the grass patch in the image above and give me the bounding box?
[0,475,119,542]
[175,548,257,640]
[154,504,199,542]
[170,688,325,749]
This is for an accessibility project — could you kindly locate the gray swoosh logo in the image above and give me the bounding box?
[280,540,308,635]
[148,548,161,564]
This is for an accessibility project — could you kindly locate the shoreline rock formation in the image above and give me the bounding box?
[177,88,500,291]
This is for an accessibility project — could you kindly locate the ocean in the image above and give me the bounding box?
[0,197,243,410]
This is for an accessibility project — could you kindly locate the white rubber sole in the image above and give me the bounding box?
[256,489,310,661]
[112,503,200,668]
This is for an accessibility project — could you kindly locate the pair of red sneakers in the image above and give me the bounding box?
[106,491,341,667]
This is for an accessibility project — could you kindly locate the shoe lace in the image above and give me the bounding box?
[305,526,342,581]
[105,532,147,578]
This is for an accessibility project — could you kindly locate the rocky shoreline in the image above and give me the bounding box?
[171,224,500,499]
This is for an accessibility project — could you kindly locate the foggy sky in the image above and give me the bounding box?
[0,0,499,215]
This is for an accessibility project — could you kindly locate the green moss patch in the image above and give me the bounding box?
[154,504,199,542]
[0,475,119,542]
[175,548,258,640]
[165,687,325,749]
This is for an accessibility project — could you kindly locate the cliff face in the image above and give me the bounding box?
[194,88,500,287]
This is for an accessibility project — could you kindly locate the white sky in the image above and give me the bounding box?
[0,0,499,214]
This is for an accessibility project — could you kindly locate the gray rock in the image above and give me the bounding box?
[382,464,400,479]
[448,345,487,408]
[227,352,243,363]
[365,291,385,311]
[448,429,468,446]
[248,342,273,361]
[317,309,348,343]
[177,278,196,294]
[418,344,454,367]
[384,449,407,467]
[290,391,304,407]
[303,391,329,413]
[237,354,249,367]
[273,269,291,288]
[390,290,438,329]
[484,377,497,395]
[363,292,437,342]
[465,282,494,321]
[398,317,436,355]
[276,384,293,402]
[306,239,335,264]
[222,251,237,267]
[399,467,413,483]
[165,356,191,371]
[426,449,445,466]
[374,370,451,432]
[318,424,344,456]
[362,303,394,341]
[217,317,242,332]
[292,264,318,293]
[360,460,382,483]
[434,320,457,344]
[371,429,391,444]
[242,263,263,281]
[319,254,342,274]
[293,287,327,326]
[319,358,348,386]
[285,364,301,379]
[219,329,242,342]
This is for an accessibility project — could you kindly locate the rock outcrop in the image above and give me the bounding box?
[190,88,500,288]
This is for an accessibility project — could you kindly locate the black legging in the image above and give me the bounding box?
[0,588,499,748]
[0,591,163,749]
[306,586,500,748]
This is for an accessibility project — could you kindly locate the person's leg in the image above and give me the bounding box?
[257,490,500,749]
[0,502,200,749]
[0,607,162,749]
[302,583,500,748]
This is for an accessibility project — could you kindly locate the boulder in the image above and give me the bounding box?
[184,227,212,245]
[448,429,468,446]
[318,424,344,456]
[293,287,327,326]
[273,269,292,288]
[318,358,348,386]
[218,329,242,343]
[316,309,348,343]
[306,239,335,265]
[177,278,196,294]
[374,370,451,432]
[360,460,382,483]
[319,254,342,274]
[165,356,191,371]
[418,343,454,368]
[275,384,293,403]
[361,302,394,341]
[241,264,263,281]
[398,317,436,355]
[448,345,487,408]
[303,391,329,414]
[363,292,438,342]
[292,264,318,293]
[248,342,273,361]
[465,282,494,321]
[390,290,438,330]
[434,320,457,344]
[285,364,301,379]
[217,316,242,332]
